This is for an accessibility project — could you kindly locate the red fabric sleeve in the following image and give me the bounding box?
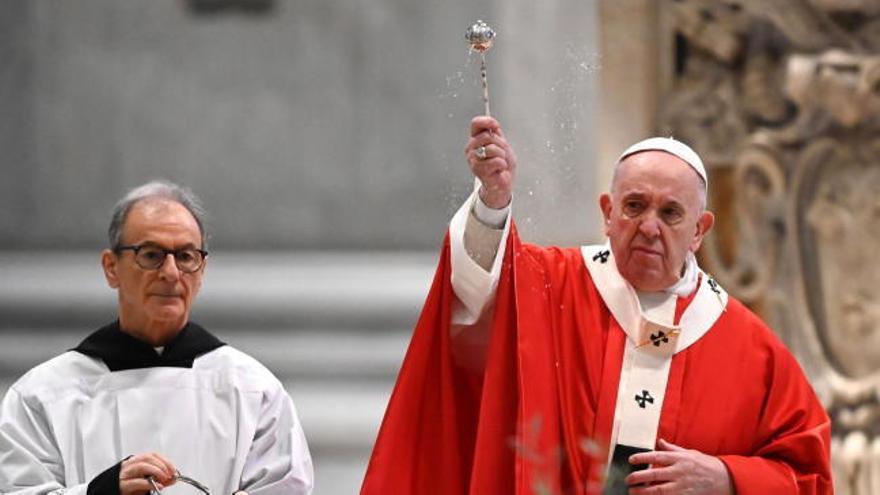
[361,228,530,495]
[360,235,481,494]
[721,452,827,495]
[718,337,832,495]
[361,226,577,495]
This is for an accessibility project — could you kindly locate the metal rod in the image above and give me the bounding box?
[481,52,491,117]
[148,473,211,495]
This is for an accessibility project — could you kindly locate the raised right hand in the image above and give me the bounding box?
[119,452,177,495]
[465,116,517,209]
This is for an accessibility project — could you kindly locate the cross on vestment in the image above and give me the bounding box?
[634,390,654,409]
[708,277,721,295]
[706,276,727,308]
[593,250,610,264]
[650,331,669,347]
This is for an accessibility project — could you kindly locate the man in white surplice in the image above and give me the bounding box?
[0,181,313,495]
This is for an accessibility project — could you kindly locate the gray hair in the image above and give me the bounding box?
[108,180,208,249]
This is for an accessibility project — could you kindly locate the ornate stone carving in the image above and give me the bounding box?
[659,1,880,492]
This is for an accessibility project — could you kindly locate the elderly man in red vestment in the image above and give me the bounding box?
[362,116,832,494]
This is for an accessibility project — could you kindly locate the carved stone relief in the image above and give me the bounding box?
[657,1,880,492]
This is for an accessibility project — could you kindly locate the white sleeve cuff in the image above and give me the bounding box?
[449,183,511,325]
[472,193,510,228]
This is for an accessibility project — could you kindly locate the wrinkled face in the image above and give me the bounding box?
[101,199,206,343]
[600,151,714,292]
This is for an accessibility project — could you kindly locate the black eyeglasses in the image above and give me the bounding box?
[115,244,208,273]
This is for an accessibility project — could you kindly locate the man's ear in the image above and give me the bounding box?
[599,193,613,236]
[690,210,716,252]
[101,249,120,289]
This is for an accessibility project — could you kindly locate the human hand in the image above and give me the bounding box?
[625,439,733,494]
[119,452,177,495]
[465,116,517,209]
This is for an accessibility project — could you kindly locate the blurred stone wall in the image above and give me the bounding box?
[0,0,599,250]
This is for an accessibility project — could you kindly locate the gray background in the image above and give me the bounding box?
[0,0,600,250]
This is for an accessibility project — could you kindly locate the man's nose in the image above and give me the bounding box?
[158,253,181,280]
[638,215,661,239]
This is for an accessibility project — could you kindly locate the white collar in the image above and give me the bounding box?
[663,251,698,297]
[581,243,728,354]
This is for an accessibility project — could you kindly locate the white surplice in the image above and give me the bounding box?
[0,345,313,495]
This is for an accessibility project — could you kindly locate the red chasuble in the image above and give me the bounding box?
[361,225,832,495]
